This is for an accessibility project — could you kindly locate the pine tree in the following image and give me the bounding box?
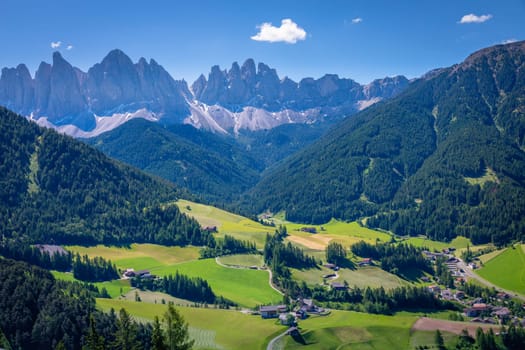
[434,329,445,350]
[114,308,139,350]
[163,303,194,350]
[83,315,104,350]
[151,316,167,350]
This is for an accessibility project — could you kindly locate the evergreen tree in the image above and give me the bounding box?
[151,316,167,350]
[326,242,346,265]
[163,303,194,350]
[114,308,139,350]
[434,329,445,350]
[83,315,104,350]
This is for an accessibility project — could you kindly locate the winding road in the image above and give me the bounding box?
[456,259,525,302]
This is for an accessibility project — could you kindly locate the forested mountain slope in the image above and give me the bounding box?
[244,41,525,245]
[0,107,205,245]
[85,119,262,203]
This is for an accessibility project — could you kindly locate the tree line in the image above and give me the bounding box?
[200,234,258,258]
[350,240,433,275]
[131,271,234,307]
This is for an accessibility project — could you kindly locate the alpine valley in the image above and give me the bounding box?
[1,40,525,350]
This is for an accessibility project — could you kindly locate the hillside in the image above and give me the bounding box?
[0,106,204,245]
[244,41,525,245]
[85,119,262,203]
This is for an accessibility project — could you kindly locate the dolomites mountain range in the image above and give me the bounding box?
[0,50,409,137]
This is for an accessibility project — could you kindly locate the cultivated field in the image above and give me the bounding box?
[412,317,500,337]
[96,298,285,350]
[476,244,525,294]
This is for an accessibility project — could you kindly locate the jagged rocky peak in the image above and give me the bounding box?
[46,51,86,122]
[363,75,409,100]
[0,63,34,114]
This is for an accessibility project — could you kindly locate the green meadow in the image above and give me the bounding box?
[150,259,282,307]
[52,271,132,298]
[96,298,285,350]
[283,310,417,349]
[217,254,264,267]
[292,266,406,290]
[67,243,201,269]
[403,236,472,252]
[177,199,272,247]
[476,244,525,294]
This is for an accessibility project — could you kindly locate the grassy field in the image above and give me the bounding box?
[97,298,285,350]
[403,236,472,252]
[476,245,525,294]
[464,167,499,188]
[62,244,280,307]
[52,271,132,298]
[409,330,458,349]
[283,310,417,349]
[477,248,505,264]
[67,244,200,270]
[120,290,195,306]
[150,259,282,307]
[217,254,264,267]
[292,266,406,290]
[177,199,273,247]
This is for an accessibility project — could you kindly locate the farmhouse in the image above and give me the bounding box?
[260,305,287,319]
[493,307,511,322]
[123,268,136,278]
[465,303,491,317]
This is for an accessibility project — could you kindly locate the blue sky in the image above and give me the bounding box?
[1,0,524,84]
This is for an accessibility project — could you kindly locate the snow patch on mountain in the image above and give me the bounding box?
[32,109,159,138]
[184,101,325,134]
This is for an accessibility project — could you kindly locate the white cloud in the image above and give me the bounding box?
[351,17,363,24]
[459,13,493,24]
[66,45,74,50]
[502,38,517,45]
[251,18,306,44]
[50,41,62,49]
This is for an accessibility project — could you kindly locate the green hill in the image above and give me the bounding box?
[0,107,204,245]
[244,41,525,245]
[85,119,262,204]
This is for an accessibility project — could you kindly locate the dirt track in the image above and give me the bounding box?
[412,317,501,337]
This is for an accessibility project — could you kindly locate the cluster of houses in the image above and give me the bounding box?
[426,279,522,325]
[259,298,324,325]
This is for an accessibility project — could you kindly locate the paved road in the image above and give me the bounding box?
[456,259,525,302]
[266,328,289,350]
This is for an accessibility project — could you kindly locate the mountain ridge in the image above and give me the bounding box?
[0,51,409,137]
[244,40,525,246]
